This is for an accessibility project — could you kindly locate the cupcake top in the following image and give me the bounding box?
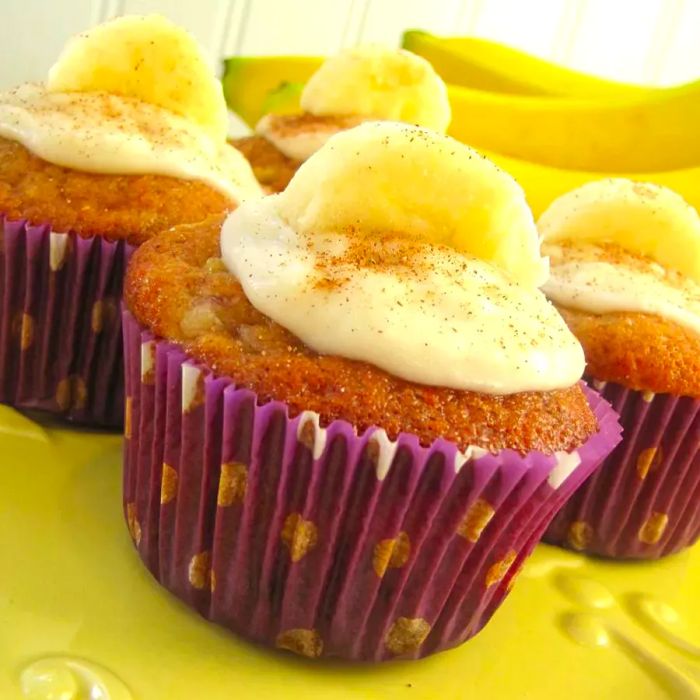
[0,15,261,241]
[255,45,451,162]
[224,121,578,394]
[540,179,700,396]
[127,122,595,454]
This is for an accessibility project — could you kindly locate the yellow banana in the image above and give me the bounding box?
[49,14,229,142]
[484,149,700,219]
[446,81,700,172]
[402,30,650,97]
[221,57,700,218]
[222,56,321,126]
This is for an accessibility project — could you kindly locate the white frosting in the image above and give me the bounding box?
[257,45,451,162]
[221,197,585,395]
[256,113,365,162]
[0,83,261,202]
[544,243,700,336]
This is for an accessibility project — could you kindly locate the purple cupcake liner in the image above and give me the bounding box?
[545,379,700,559]
[0,217,134,426]
[122,310,620,661]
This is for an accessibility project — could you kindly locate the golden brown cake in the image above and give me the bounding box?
[125,212,596,455]
[558,306,700,398]
[0,138,233,245]
[232,133,300,194]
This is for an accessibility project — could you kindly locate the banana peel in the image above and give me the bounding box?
[402,30,650,98]
[222,56,321,127]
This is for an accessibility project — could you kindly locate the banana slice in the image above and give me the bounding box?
[538,178,700,282]
[47,14,228,143]
[300,45,451,133]
[279,121,546,287]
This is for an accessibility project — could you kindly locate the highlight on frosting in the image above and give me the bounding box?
[540,178,700,335]
[301,45,451,132]
[221,121,585,395]
[256,45,451,162]
[0,14,261,202]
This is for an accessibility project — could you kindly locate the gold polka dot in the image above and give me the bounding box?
[567,521,594,551]
[217,462,248,507]
[55,375,87,412]
[457,498,495,542]
[485,550,517,588]
[126,502,141,546]
[637,446,663,480]
[124,396,133,440]
[639,512,669,545]
[275,628,323,658]
[281,513,318,562]
[160,463,178,505]
[188,551,212,589]
[12,312,34,351]
[385,617,431,655]
[91,300,105,333]
[373,531,411,577]
[90,298,118,333]
[102,297,118,328]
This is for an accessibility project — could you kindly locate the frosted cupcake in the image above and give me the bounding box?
[0,15,260,425]
[122,122,619,660]
[541,179,700,558]
[233,45,450,192]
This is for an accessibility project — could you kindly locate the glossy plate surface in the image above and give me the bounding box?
[1,405,699,699]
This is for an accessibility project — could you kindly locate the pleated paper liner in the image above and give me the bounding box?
[122,310,621,662]
[0,217,133,427]
[545,379,700,559]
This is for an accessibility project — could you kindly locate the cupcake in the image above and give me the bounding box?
[233,45,450,192]
[122,122,620,661]
[541,179,700,558]
[0,14,261,426]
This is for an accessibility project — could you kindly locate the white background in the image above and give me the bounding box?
[0,0,699,88]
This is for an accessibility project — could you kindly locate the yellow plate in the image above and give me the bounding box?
[1,404,699,699]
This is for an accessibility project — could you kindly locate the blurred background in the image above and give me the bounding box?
[1,0,699,89]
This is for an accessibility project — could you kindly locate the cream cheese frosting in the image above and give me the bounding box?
[255,45,451,162]
[543,243,700,335]
[221,122,584,395]
[0,84,261,202]
[540,179,700,335]
[0,15,261,202]
[256,113,366,163]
